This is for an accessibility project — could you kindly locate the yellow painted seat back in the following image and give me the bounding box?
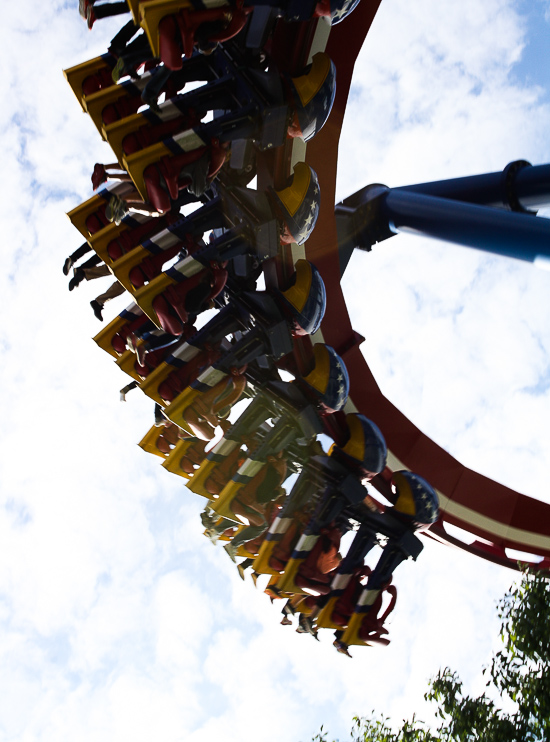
[139,360,175,405]
[186,457,223,498]
[127,0,141,23]
[161,438,209,483]
[104,110,150,164]
[138,424,169,458]
[315,596,342,630]
[86,86,135,143]
[63,57,110,112]
[123,137,172,199]
[115,348,144,382]
[251,538,281,576]
[67,194,107,238]
[93,315,130,358]
[139,0,194,57]
[109,246,150,294]
[134,269,177,326]
[88,222,132,263]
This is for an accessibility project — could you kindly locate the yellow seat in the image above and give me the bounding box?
[63,56,111,112]
[138,424,169,458]
[186,456,224,498]
[236,543,258,560]
[104,110,150,165]
[86,86,136,144]
[339,611,370,649]
[139,360,174,404]
[110,246,150,294]
[115,348,144,382]
[93,314,131,358]
[315,596,342,630]
[339,586,385,648]
[127,0,141,23]
[67,194,107,238]
[163,384,201,431]
[161,438,209,482]
[252,538,283,576]
[88,222,132,263]
[133,269,176,326]
[211,479,245,522]
[274,555,308,595]
[68,183,135,239]
[123,140,171,200]
[139,0,194,57]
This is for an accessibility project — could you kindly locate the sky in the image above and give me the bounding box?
[1,1,550,740]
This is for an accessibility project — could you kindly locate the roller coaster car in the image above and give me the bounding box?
[197,445,244,496]
[212,450,287,521]
[269,162,320,246]
[93,305,144,358]
[236,502,283,555]
[161,436,209,479]
[67,184,134,239]
[298,343,349,413]
[390,470,440,530]
[138,136,226,212]
[63,55,115,112]
[138,422,181,458]
[138,342,213,404]
[251,456,319,573]
[128,234,199,290]
[275,259,326,336]
[160,260,324,425]
[115,109,203,163]
[285,52,336,142]
[253,508,310,575]
[314,0,362,24]
[184,393,274,496]
[86,85,145,142]
[152,263,229,335]
[316,564,370,630]
[329,413,388,480]
[146,2,252,67]
[180,371,248,440]
[336,582,398,653]
[275,523,341,595]
[182,341,342,472]
[271,419,387,591]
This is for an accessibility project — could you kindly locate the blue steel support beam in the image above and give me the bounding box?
[335,161,550,274]
[398,161,550,212]
[380,189,550,265]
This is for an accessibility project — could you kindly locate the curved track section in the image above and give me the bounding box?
[302,2,550,570]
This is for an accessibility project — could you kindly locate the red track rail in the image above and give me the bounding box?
[302,1,550,570]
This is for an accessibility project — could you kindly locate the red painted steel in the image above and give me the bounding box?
[302,1,550,569]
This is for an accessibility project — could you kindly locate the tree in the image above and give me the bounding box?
[313,568,550,742]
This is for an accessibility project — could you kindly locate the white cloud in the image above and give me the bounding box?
[0,0,548,740]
